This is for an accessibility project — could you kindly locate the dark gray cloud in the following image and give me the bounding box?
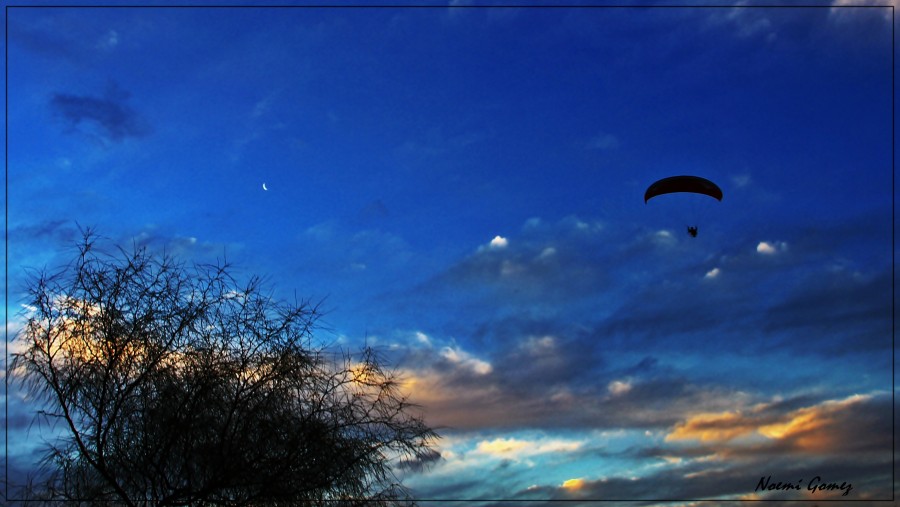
[592,210,892,359]
[763,268,890,350]
[50,82,150,143]
[9,219,77,246]
[396,330,759,432]
[528,451,892,504]
[396,449,442,474]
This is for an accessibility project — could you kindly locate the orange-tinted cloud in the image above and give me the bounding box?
[666,410,765,443]
[665,393,882,454]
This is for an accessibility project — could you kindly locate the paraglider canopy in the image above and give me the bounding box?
[644,175,723,203]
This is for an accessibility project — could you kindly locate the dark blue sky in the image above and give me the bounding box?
[4,3,894,503]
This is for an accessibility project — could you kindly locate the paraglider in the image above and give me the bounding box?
[644,175,722,237]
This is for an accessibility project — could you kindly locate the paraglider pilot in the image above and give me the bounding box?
[687,226,698,238]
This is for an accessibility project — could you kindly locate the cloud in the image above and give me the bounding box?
[399,322,891,500]
[381,208,891,500]
[762,267,890,352]
[461,392,892,502]
[607,380,632,396]
[488,235,508,249]
[50,82,150,143]
[664,392,891,456]
[756,240,787,255]
[440,345,492,375]
[414,216,611,318]
[9,219,76,245]
[395,330,598,430]
[560,478,585,490]
[9,14,123,63]
[473,436,583,461]
[97,29,119,51]
[666,408,775,444]
[829,0,896,22]
[125,226,228,261]
[397,326,750,433]
[382,209,890,436]
[595,209,890,355]
[708,6,779,43]
[297,222,416,300]
[396,449,442,474]
[415,331,432,346]
[250,93,276,119]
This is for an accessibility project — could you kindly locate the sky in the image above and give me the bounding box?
[2,1,895,505]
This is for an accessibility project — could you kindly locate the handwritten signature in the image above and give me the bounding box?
[756,475,852,497]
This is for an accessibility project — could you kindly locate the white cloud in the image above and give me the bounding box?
[705,267,721,279]
[474,436,584,461]
[522,335,555,354]
[537,247,557,261]
[6,313,33,368]
[564,216,603,234]
[441,345,492,375]
[415,331,432,346]
[756,241,788,255]
[653,229,676,246]
[608,380,633,396]
[489,235,508,249]
[756,242,775,254]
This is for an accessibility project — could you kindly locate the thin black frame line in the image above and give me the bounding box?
[891,4,896,504]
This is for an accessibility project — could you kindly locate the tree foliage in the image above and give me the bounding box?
[11,230,438,506]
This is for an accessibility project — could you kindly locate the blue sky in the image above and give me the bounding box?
[3,2,895,504]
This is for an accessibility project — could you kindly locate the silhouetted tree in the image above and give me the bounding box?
[11,229,438,506]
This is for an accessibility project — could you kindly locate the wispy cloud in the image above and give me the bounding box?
[473,436,583,461]
[829,0,896,22]
[10,14,123,63]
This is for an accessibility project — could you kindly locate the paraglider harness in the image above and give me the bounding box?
[687,226,698,238]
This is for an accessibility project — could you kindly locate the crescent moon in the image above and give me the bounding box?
[262,183,268,191]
